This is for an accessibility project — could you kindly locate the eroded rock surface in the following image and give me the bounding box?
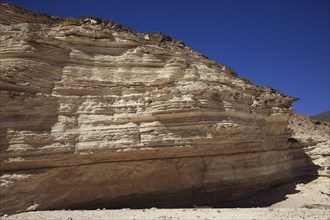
[288,115,330,177]
[0,3,323,215]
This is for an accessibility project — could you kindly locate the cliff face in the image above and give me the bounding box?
[0,3,319,215]
[288,115,330,177]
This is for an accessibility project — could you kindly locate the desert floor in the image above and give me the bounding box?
[3,177,329,220]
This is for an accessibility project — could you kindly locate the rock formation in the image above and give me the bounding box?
[311,110,330,122]
[288,115,329,177]
[0,3,326,215]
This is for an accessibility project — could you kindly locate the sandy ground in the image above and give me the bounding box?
[3,177,329,220]
[218,176,330,209]
[2,208,329,220]
[271,177,330,209]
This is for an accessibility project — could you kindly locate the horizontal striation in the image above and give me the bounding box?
[0,59,62,93]
[0,149,315,214]
[0,2,318,215]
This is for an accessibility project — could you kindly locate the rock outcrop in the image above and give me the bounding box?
[0,3,323,215]
[288,115,329,177]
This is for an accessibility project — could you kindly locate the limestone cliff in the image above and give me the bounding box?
[0,3,321,215]
[288,115,329,177]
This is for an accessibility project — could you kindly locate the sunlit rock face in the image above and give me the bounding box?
[288,115,330,177]
[0,2,317,215]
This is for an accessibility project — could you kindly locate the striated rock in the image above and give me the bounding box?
[0,3,321,215]
[288,115,330,177]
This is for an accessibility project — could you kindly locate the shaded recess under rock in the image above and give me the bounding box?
[0,2,329,215]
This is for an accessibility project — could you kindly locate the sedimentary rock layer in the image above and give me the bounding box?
[288,115,330,177]
[0,3,319,215]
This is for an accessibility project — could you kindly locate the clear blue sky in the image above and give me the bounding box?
[7,0,330,116]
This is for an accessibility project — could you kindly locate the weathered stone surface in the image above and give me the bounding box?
[0,3,322,215]
[288,115,330,177]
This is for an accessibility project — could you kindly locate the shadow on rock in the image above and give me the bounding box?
[214,176,317,208]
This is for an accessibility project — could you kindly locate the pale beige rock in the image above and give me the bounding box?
[3,208,330,220]
[288,114,330,176]
[0,2,325,215]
